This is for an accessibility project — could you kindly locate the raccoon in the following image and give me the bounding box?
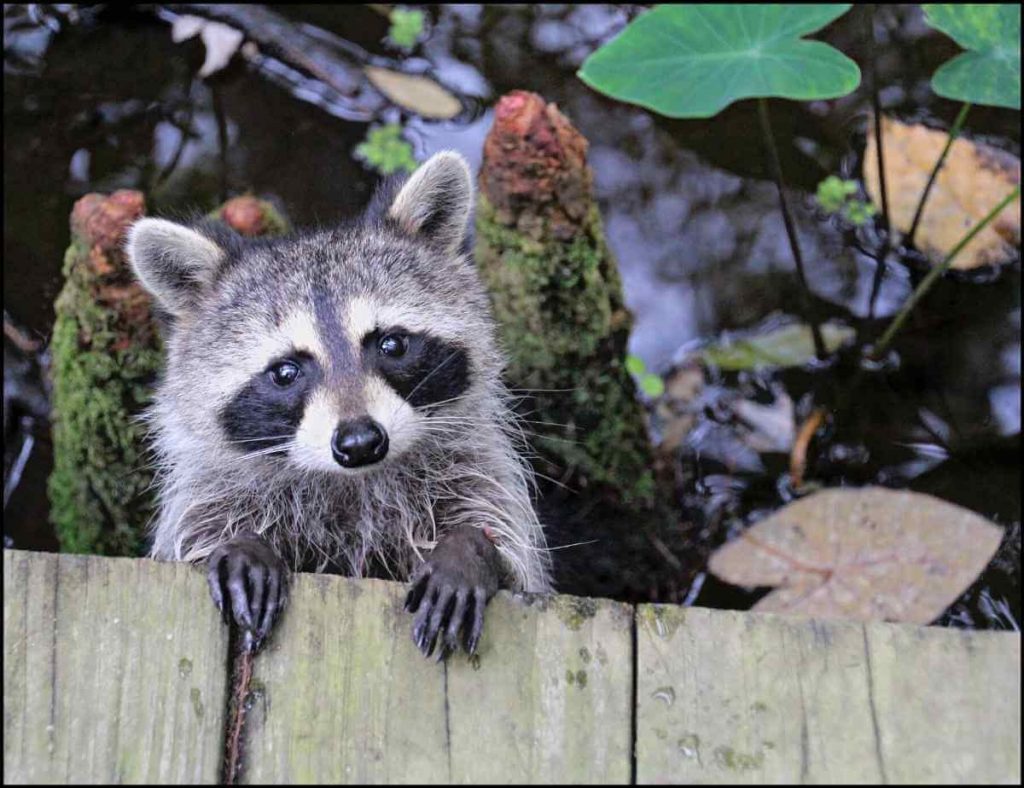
[126,152,552,658]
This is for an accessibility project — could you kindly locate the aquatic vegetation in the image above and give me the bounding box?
[814,176,877,226]
[386,7,425,50]
[355,123,418,175]
[580,5,861,362]
[906,5,1021,243]
[922,4,1020,110]
[625,354,665,398]
[577,5,860,118]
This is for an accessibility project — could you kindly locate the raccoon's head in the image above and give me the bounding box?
[127,152,501,476]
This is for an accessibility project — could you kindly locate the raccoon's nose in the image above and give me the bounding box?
[332,418,389,468]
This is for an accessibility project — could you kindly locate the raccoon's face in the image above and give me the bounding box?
[127,152,499,475]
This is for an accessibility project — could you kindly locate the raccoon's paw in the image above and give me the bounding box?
[404,527,501,660]
[207,536,289,654]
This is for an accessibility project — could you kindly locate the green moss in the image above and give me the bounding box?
[49,197,289,557]
[556,596,598,631]
[475,197,656,504]
[48,237,162,556]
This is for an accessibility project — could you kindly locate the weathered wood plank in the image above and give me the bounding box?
[3,550,229,784]
[445,593,633,784]
[635,605,1021,784]
[241,573,633,784]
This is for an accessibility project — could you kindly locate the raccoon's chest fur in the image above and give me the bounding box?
[151,434,474,580]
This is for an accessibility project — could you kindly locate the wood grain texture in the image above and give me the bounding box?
[241,572,633,784]
[635,605,1021,784]
[5,549,1019,785]
[3,550,228,784]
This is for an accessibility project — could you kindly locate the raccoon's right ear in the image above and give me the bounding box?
[126,218,225,316]
[387,151,473,256]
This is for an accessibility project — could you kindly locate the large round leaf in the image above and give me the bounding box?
[708,487,1004,624]
[923,4,1021,110]
[578,5,860,119]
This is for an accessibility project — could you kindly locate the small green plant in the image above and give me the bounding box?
[387,7,425,50]
[625,354,665,398]
[354,124,418,176]
[815,176,878,226]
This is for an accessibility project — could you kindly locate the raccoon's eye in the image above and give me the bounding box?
[378,333,409,358]
[269,360,301,387]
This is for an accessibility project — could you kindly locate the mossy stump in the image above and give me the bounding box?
[48,193,288,555]
[476,90,656,503]
[475,91,686,600]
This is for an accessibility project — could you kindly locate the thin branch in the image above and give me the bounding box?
[906,102,971,247]
[757,98,827,360]
[872,185,1020,357]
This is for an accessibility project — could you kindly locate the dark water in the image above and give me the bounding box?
[3,5,1020,628]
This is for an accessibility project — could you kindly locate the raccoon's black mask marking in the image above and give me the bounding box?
[220,354,321,451]
[365,329,471,409]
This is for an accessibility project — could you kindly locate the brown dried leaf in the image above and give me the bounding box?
[708,487,1003,624]
[864,116,1020,270]
[364,66,461,120]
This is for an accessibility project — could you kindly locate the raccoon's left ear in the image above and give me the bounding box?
[388,151,473,256]
[126,218,226,316]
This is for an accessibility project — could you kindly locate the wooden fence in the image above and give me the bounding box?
[3,549,1020,784]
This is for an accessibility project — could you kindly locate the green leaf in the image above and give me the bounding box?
[815,175,856,212]
[578,5,860,119]
[841,200,877,226]
[354,124,418,176]
[701,322,856,371]
[640,374,665,398]
[625,353,647,376]
[923,4,1021,109]
[388,8,425,50]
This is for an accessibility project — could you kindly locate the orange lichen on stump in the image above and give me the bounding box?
[480,90,592,241]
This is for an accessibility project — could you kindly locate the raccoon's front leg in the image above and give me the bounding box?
[404,526,502,659]
[207,534,289,653]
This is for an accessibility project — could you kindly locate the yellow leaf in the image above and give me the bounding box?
[364,66,461,120]
[864,116,1020,270]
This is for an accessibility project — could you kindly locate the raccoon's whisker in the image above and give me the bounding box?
[505,386,580,394]
[226,434,297,445]
[419,392,474,410]
[232,441,298,462]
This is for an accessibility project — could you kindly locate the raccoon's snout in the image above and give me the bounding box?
[332,418,389,468]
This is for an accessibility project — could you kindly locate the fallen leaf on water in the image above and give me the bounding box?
[364,66,461,119]
[864,115,1021,269]
[171,15,244,78]
[699,321,855,371]
[709,487,1003,624]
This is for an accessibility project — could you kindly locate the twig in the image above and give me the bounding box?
[223,647,254,785]
[872,185,1020,358]
[906,102,971,247]
[790,407,826,489]
[3,314,42,353]
[756,98,827,361]
[865,5,890,236]
[864,5,892,319]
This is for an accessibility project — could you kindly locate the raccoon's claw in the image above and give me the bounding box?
[207,536,289,653]
[404,527,500,659]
